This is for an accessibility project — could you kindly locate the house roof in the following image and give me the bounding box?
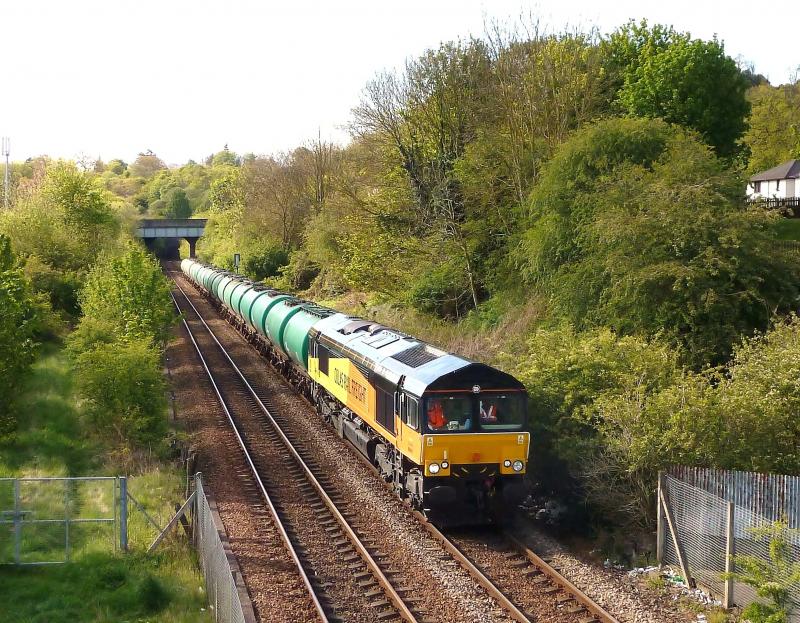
[750,160,800,182]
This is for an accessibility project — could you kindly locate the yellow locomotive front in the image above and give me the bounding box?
[394,384,530,525]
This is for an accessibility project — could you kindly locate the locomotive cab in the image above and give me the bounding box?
[400,365,530,526]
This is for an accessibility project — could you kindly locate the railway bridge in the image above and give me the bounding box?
[135,218,207,258]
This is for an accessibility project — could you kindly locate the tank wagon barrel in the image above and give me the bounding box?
[180,258,531,526]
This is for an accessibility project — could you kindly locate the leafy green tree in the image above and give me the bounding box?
[743,81,800,173]
[79,243,174,345]
[0,235,38,434]
[609,21,750,156]
[73,338,167,446]
[517,117,800,365]
[0,162,122,319]
[106,159,128,175]
[209,146,240,167]
[130,151,166,178]
[162,187,191,218]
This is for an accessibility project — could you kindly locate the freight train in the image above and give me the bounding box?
[180,259,530,526]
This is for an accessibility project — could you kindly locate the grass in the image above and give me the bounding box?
[0,344,212,622]
[772,218,800,241]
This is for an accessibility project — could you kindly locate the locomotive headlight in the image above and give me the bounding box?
[428,463,441,475]
[441,461,449,470]
[512,460,524,472]
[503,459,512,468]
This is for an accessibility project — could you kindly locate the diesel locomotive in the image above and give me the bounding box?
[181,259,530,526]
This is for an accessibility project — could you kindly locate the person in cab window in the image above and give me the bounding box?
[480,400,497,423]
[427,400,447,430]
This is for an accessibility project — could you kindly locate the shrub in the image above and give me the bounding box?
[73,338,167,446]
[79,242,174,346]
[409,260,476,320]
[243,243,289,281]
[0,235,39,435]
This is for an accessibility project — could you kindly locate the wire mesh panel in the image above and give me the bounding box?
[663,469,800,620]
[194,478,246,623]
[664,477,728,593]
[0,477,117,565]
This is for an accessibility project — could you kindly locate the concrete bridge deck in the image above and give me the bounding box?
[135,218,207,257]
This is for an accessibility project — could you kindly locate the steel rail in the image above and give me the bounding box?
[336,437,533,623]
[170,291,329,623]
[412,512,533,623]
[172,276,419,623]
[505,533,621,623]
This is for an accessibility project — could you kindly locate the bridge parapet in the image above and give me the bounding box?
[135,218,207,257]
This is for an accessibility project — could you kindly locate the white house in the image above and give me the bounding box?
[747,159,800,200]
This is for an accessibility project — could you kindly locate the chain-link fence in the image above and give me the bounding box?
[659,468,800,619]
[193,475,254,623]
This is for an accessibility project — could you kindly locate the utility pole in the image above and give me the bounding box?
[2,137,9,210]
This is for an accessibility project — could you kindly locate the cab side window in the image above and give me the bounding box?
[403,395,419,430]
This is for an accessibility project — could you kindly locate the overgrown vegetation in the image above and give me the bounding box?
[0,348,208,622]
[0,162,202,620]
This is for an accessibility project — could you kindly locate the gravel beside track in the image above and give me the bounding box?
[166,289,316,623]
[512,527,693,623]
[447,531,618,623]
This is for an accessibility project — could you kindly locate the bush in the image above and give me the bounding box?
[409,260,475,320]
[242,243,289,281]
[79,242,174,345]
[517,117,800,366]
[73,338,167,446]
[0,235,39,435]
[504,325,681,483]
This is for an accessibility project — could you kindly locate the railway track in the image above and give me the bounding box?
[172,276,418,623]
[168,265,621,623]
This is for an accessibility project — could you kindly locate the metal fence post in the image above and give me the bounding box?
[194,472,202,547]
[656,471,664,565]
[64,479,70,562]
[119,477,128,552]
[724,501,735,608]
[13,479,20,565]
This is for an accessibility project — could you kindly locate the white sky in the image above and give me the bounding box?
[1,0,797,165]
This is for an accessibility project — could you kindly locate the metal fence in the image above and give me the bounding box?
[0,477,124,565]
[658,467,800,619]
[193,475,253,623]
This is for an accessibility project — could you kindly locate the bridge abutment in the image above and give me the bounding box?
[186,237,198,259]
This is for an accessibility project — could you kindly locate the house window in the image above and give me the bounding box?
[777,180,780,191]
[754,181,761,193]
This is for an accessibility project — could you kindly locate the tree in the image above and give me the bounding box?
[106,159,128,175]
[163,187,191,218]
[79,243,174,346]
[743,81,800,173]
[209,145,240,167]
[517,117,800,365]
[74,338,167,446]
[353,41,493,312]
[609,21,750,156]
[0,235,38,434]
[130,150,166,178]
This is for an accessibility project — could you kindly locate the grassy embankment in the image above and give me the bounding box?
[0,344,210,623]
